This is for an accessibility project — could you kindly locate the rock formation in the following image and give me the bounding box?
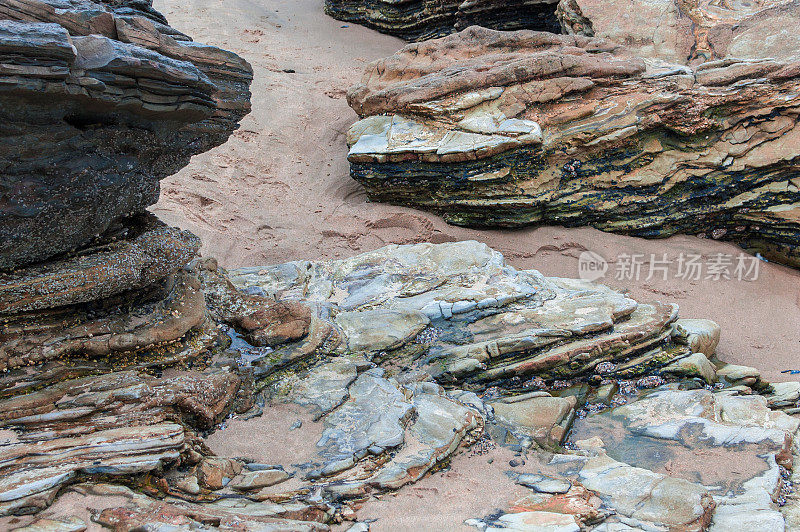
[0,0,262,374]
[0,0,265,520]
[0,0,253,270]
[557,0,800,64]
[5,241,800,530]
[324,0,561,41]
[3,3,800,530]
[345,26,800,268]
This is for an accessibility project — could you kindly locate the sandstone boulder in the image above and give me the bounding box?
[557,0,800,64]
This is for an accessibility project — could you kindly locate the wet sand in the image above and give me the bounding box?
[352,446,534,531]
[151,0,800,382]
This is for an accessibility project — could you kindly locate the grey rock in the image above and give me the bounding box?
[765,381,800,408]
[671,319,721,358]
[578,452,714,529]
[290,357,360,417]
[176,475,201,496]
[11,516,86,532]
[515,474,571,494]
[315,370,412,476]
[364,389,481,490]
[662,352,717,383]
[490,394,576,449]
[717,364,761,387]
[230,469,290,491]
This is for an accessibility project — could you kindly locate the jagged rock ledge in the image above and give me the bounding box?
[345,26,800,268]
[324,0,561,42]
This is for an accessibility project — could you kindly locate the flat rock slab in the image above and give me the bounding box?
[315,369,413,476]
[361,386,481,490]
[11,516,87,532]
[571,388,799,528]
[468,510,580,531]
[230,469,290,491]
[490,393,577,449]
[289,357,360,417]
[516,474,572,494]
[577,451,714,529]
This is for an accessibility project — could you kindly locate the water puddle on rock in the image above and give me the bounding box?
[222,325,274,366]
[566,384,772,493]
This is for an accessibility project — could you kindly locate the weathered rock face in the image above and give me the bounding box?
[0,367,251,516]
[345,26,800,267]
[0,0,253,269]
[0,250,320,516]
[2,241,799,531]
[0,0,258,372]
[0,1,267,518]
[557,0,800,64]
[324,0,561,42]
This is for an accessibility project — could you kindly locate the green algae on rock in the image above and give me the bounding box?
[345,26,800,268]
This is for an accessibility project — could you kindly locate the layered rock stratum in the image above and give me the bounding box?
[0,2,267,521]
[0,0,262,381]
[0,0,253,270]
[345,26,800,268]
[3,241,800,531]
[324,0,561,41]
[3,2,800,530]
